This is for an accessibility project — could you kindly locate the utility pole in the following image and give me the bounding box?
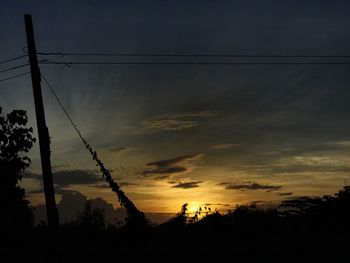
[24,14,59,229]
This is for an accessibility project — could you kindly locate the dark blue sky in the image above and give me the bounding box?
[1,0,350,215]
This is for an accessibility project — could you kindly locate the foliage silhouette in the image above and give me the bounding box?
[79,134,148,228]
[74,201,107,231]
[0,107,35,237]
[161,203,188,230]
[2,185,350,260]
[1,108,349,259]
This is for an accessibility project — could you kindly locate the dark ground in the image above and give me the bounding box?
[1,187,349,262]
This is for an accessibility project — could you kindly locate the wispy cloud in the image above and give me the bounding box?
[25,169,101,190]
[142,111,218,131]
[278,192,293,196]
[172,181,203,189]
[220,181,282,192]
[109,147,128,152]
[274,154,350,170]
[204,203,231,207]
[119,182,139,187]
[211,143,240,150]
[53,169,101,186]
[142,153,204,177]
[88,181,138,189]
[323,140,350,147]
[52,163,70,170]
[88,183,109,189]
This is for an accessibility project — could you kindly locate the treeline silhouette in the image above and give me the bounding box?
[2,186,347,260]
[0,108,35,238]
[1,108,349,260]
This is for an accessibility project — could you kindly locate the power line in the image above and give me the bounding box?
[40,74,84,141]
[37,51,350,58]
[39,61,350,65]
[0,64,30,74]
[0,54,28,65]
[0,71,30,82]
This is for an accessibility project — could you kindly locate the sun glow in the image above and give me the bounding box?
[187,202,201,214]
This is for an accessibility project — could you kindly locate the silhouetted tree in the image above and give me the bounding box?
[161,203,188,230]
[75,201,106,231]
[0,107,36,236]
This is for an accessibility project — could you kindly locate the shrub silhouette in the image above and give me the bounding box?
[77,133,148,228]
[161,203,188,230]
[0,107,36,237]
[75,201,107,231]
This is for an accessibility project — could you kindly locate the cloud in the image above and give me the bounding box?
[147,154,203,167]
[88,183,109,189]
[23,171,42,179]
[323,140,350,147]
[278,192,293,196]
[108,147,134,154]
[273,153,350,173]
[25,170,102,192]
[119,182,138,187]
[172,181,203,189]
[220,181,282,192]
[52,163,70,170]
[204,203,231,207]
[33,190,126,224]
[27,188,45,195]
[142,111,217,131]
[141,153,204,177]
[144,167,187,175]
[211,143,240,150]
[249,200,266,205]
[109,147,128,153]
[89,182,137,190]
[52,169,101,186]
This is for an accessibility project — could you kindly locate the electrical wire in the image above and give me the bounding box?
[0,71,30,82]
[0,54,28,65]
[37,51,350,58]
[40,74,84,141]
[39,61,350,65]
[0,64,30,74]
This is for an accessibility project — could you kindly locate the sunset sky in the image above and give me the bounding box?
[1,0,350,221]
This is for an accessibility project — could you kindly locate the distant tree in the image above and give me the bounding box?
[0,107,36,236]
[279,186,350,232]
[75,201,106,231]
[161,203,189,230]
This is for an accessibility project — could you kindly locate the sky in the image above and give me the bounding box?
[1,0,350,222]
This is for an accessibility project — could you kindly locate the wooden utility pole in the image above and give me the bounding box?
[24,14,59,229]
